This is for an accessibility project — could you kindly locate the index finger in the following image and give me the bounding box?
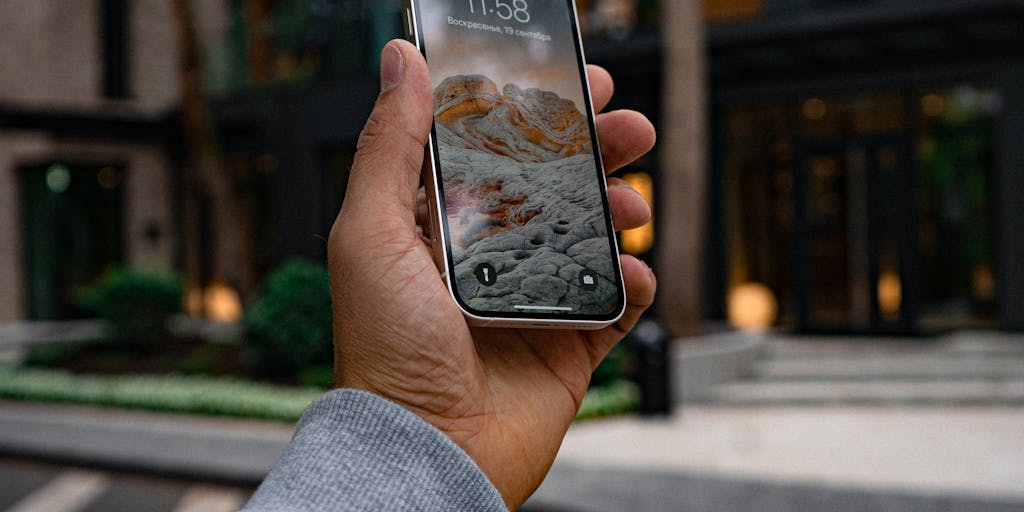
[587,65,614,113]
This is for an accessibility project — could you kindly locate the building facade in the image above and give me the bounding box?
[4,0,1020,334]
[0,0,180,321]
[0,0,227,321]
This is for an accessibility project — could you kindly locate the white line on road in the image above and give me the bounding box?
[172,485,247,512]
[5,470,108,512]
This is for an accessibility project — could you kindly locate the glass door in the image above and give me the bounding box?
[20,163,124,319]
[794,138,915,333]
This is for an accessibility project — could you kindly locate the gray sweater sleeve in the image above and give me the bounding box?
[242,389,507,512]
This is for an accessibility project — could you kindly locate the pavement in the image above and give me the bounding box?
[526,406,1024,511]
[523,330,1024,511]
[0,401,292,486]
[0,329,1022,511]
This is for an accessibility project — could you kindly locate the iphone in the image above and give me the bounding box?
[404,0,625,328]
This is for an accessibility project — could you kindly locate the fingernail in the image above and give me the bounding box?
[380,44,404,93]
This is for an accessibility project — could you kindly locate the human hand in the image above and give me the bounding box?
[328,40,656,509]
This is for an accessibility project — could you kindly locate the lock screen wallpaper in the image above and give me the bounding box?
[418,0,621,316]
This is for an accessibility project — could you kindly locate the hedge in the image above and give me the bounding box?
[0,366,638,422]
[0,366,321,422]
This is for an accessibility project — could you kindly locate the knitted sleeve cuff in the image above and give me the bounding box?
[243,388,507,512]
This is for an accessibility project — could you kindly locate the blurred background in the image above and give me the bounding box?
[0,1,1022,511]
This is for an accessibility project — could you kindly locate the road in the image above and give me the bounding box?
[0,458,252,512]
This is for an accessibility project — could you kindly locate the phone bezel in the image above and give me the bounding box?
[405,0,626,328]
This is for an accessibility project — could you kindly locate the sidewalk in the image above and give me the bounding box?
[525,330,1024,511]
[3,399,1020,512]
[0,331,1021,511]
[526,406,1024,511]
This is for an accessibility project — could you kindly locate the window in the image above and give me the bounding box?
[100,0,130,98]
[20,163,125,319]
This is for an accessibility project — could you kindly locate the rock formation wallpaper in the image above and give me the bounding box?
[434,74,618,315]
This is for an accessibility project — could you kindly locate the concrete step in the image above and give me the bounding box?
[685,332,1024,405]
[705,379,1024,406]
[754,356,1024,381]
[697,332,1024,406]
[766,332,1024,358]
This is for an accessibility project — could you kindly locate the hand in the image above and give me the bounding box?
[328,40,657,509]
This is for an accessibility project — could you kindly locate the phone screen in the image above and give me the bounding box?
[414,0,623,319]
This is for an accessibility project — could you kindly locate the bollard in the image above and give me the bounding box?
[625,320,672,416]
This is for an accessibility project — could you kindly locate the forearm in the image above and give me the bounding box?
[242,389,506,512]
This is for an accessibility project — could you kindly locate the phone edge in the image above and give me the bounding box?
[403,0,626,330]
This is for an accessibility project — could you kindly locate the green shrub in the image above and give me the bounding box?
[22,338,107,369]
[77,268,183,339]
[244,259,333,376]
[591,344,634,387]
[297,364,335,389]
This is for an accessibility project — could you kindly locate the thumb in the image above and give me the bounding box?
[342,39,434,225]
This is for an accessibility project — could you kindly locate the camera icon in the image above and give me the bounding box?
[579,270,599,291]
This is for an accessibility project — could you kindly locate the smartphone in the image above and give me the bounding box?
[404,0,625,329]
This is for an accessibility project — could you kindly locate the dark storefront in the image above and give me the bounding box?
[706,0,1024,333]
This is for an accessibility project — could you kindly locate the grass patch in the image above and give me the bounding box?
[0,365,637,422]
[576,379,639,420]
[0,366,322,422]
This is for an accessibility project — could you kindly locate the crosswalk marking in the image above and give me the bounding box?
[172,485,247,512]
[6,470,108,512]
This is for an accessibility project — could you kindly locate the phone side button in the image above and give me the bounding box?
[403,8,415,42]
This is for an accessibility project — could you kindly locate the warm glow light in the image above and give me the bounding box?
[878,271,902,318]
[703,0,763,22]
[921,94,945,117]
[802,98,828,121]
[186,287,204,317]
[204,282,243,323]
[728,282,778,331]
[256,153,279,175]
[620,172,655,255]
[97,166,122,189]
[972,264,996,301]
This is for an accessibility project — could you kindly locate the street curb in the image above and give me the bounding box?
[673,332,766,402]
[0,401,291,486]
